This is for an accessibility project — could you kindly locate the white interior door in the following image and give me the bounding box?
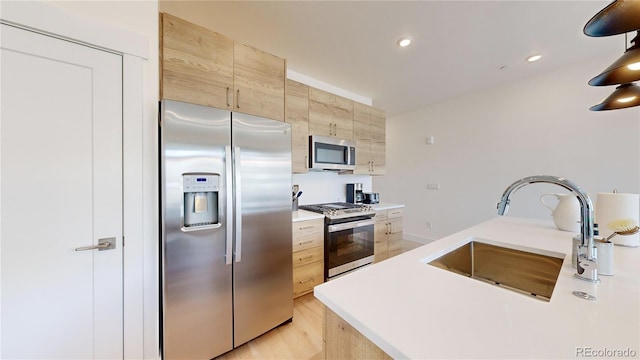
[0,24,123,359]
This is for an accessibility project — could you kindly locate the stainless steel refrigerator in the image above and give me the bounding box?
[159,100,293,359]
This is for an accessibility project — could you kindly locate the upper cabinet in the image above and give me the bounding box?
[354,102,386,175]
[309,88,354,140]
[233,42,285,121]
[285,79,310,173]
[160,13,285,121]
[160,12,387,174]
[160,13,234,110]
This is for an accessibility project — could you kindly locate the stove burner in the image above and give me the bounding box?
[299,202,375,221]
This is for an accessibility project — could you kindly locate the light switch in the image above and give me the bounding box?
[426,136,435,145]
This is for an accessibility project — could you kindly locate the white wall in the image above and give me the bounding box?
[374,56,640,243]
[293,172,373,205]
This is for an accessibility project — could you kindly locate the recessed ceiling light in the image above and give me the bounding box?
[397,37,412,47]
[526,54,542,62]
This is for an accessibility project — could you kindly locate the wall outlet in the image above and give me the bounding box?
[426,221,433,229]
[427,183,440,190]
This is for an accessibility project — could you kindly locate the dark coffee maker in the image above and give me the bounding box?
[346,183,364,204]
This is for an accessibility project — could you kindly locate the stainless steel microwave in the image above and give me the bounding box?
[309,135,356,171]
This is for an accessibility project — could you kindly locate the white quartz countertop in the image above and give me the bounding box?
[371,203,404,211]
[292,209,324,223]
[314,216,640,359]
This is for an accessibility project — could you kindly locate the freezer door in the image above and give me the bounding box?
[160,100,233,359]
[231,113,293,346]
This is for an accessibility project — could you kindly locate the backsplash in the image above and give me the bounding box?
[292,172,373,205]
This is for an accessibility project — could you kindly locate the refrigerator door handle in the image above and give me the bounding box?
[225,146,233,265]
[234,146,242,263]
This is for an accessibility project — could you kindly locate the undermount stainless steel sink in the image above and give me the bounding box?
[425,238,565,301]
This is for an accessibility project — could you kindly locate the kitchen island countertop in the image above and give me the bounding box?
[314,216,640,359]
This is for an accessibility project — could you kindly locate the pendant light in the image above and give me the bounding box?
[584,0,640,111]
[589,83,640,111]
[584,0,640,37]
[589,32,640,86]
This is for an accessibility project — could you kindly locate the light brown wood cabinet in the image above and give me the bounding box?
[160,13,285,121]
[160,13,234,110]
[292,218,324,298]
[324,307,392,359]
[353,102,386,175]
[308,87,354,140]
[233,42,286,121]
[373,208,403,263]
[285,79,310,173]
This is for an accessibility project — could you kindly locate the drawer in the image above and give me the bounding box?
[293,261,323,298]
[388,208,403,219]
[293,246,323,268]
[292,219,323,252]
[374,210,388,222]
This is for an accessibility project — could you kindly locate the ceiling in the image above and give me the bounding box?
[159,0,623,117]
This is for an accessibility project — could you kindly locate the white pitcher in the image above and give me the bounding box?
[540,193,581,232]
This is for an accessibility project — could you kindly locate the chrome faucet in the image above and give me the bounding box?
[497,175,599,283]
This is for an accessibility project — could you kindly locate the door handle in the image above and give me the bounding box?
[225,146,233,265]
[75,237,116,251]
[234,146,242,263]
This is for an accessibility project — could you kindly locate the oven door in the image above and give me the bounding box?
[326,218,375,279]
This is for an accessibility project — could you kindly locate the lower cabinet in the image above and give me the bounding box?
[292,218,324,298]
[374,208,403,263]
[324,307,392,359]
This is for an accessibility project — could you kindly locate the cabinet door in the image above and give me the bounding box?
[353,102,371,139]
[371,107,386,142]
[353,102,372,174]
[285,79,309,173]
[371,141,386,175]
[332,95,353,140]
[308,87,333,137]
[233,42,285,121]
[354,139,372,174]
[387,217,403,258]
[374,221,388,263]
[160,13,233,109]
[370,107,386,175]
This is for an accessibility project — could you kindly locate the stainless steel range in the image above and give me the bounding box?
[299,202,376,280]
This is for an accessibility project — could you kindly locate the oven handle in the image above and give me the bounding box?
[328,219,375,233]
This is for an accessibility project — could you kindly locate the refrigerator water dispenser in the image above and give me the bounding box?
[182,173,220,230]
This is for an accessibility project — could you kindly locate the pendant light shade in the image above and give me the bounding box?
[589,83,640,111]
[584,0,640,37]
[589,32,640,86]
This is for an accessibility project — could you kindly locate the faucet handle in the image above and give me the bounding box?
[578,257,597,271]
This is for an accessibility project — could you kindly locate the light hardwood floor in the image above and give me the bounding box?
[215,239,423,359]
[215,293,324,360]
